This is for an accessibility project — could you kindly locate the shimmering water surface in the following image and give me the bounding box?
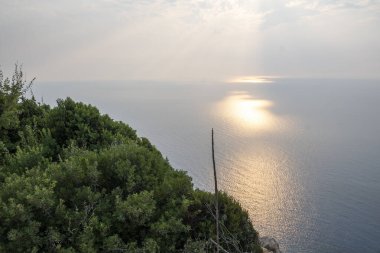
[35,79,380,253]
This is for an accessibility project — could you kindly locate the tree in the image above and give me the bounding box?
[0,65,34,153]
[0,67,262,252]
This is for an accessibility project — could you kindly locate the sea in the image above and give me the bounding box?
[34,78,380,253]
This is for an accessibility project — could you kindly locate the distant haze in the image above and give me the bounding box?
[1,0,379,81]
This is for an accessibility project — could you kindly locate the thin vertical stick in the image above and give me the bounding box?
[212,128,219,253]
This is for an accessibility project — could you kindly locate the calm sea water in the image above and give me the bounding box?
[35,79,380,253]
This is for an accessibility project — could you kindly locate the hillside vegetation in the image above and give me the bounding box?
[0,67,262,252]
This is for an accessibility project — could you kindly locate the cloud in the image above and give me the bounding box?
[1,0,267,81]
[0,0,379,80]
[285,0,380,12]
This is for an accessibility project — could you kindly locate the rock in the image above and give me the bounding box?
[261,247,272,253]
[260,236,281,253]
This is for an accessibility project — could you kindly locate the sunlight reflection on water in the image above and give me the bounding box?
[215,90,310,252]
[219,144,313,253]
[229,76,274,84]
[215,91,290,135]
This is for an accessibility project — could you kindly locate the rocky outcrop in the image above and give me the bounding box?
[260,236,281,253]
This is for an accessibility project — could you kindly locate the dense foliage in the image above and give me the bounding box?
[0,67,261,252]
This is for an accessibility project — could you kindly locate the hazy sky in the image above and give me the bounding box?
[1,0,379,81]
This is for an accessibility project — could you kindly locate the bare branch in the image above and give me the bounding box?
[209,239,230,253]
[212,128,220,253]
